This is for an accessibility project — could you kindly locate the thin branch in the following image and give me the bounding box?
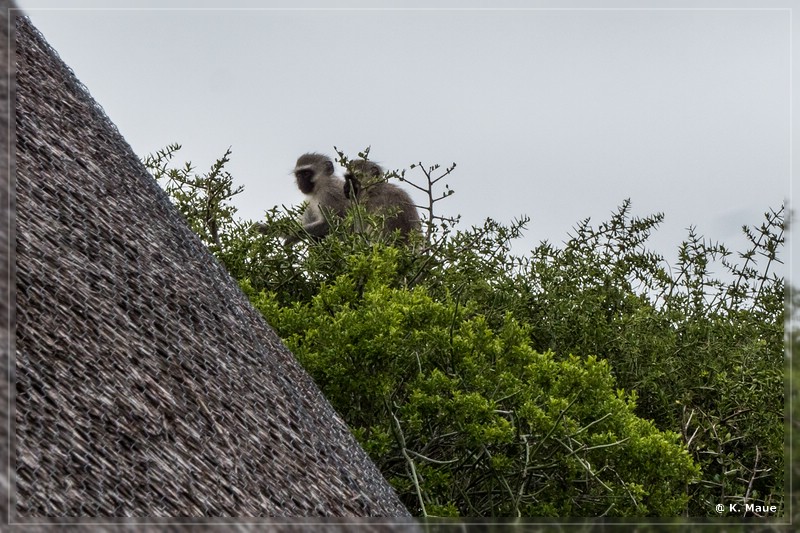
[386,400,427,517]
[743,446,760,505]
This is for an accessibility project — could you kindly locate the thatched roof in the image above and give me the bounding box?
[1,0,14,528]
[12,11,412,521]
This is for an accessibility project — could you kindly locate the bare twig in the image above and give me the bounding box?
[743,446,760,505]
[385,399,427,517]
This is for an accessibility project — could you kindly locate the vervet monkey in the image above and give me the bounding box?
[258,152,350,244]
[343,159,421,241]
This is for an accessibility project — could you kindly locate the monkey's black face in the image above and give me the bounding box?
[343,172,357,199]
[343,171,367,200]
[295,168,315,194]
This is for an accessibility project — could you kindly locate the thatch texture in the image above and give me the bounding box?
[1,0,16,527]
[13,13,411,520]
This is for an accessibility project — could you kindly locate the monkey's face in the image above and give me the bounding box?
[343,172,358,199]
[344,161,383,199]
[293,155,335,195]
[295,166,316,195]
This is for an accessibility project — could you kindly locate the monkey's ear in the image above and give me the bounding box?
[324,160,335,175]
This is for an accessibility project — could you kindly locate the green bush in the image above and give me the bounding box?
[244,248,698,516]
[511,203,785,515]
[146,145,785,518]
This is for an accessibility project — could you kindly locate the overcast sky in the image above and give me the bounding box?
[16,0,797,289]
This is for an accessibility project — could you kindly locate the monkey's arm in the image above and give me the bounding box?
[283,211,334,245]
[301,218,332,239]
[303,197,351,239]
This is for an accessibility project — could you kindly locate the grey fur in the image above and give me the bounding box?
[344,160,421,241]
[259,153,350,244]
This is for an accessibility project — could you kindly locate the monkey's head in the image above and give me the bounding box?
[294,152,335,195]
[344,160,384,199]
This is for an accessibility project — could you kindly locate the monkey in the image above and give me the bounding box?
[257,152,350,244]
[343,159,383,201]
[343,159,421,242]
[289,152,351,243]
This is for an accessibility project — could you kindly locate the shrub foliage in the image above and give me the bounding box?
[145,145,785,517]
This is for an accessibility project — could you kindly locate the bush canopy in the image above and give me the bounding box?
[145,145,785,518]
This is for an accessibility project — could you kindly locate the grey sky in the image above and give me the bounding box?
[16,0,795,287]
